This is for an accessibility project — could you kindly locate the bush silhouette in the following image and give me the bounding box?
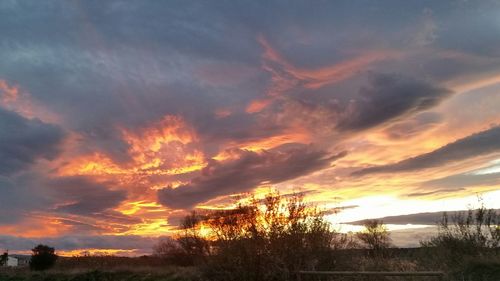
[356,219,392,257]
[30,244,58,271]
[0,252,7,266]
[157,191,338,281]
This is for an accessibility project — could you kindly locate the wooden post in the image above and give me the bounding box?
[296,271,445,280]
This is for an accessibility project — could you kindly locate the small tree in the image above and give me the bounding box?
[201,192,337,281]
[153,237,196,266]
[30,244,58,271]
[356,219,392,257]
[0,252,7,266]
[421,203,499,267]
[420,202,500,279]
[179,211,211,263]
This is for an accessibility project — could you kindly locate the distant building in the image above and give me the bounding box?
[4,255,30,267]
[6,256,18,267]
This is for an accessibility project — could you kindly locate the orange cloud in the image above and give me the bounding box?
[121,115,207,175]
[247,36,397,113]
[0,79,60,123]
[62,115,206,177]
[246,98,273,113]
[123,115,195,152]
[236,131,311,152]
[0,217,72,238]
[0,79,19,106]
[214,108,232,118]
[56,249,140,257]
[290,52,394,89]
[59,153,128,177]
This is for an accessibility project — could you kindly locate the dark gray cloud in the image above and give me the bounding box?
[0,108,64,175]
[346,209,500,226]
[0,174,128,225]
[158,145,346,209]
[337,74,451,131]
[421,172,500,190]
[0,0,499,250]
[353,125,500,176]
[0,173,51,224]
[0,0,496,167]
[266,73,452,139]
[346,211,448,226]
[47,176,127,215]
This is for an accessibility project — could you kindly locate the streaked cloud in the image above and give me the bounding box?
[353,126,500,176]
[0,0,499,254]
[159,146,346,209]
[0,108,64,176]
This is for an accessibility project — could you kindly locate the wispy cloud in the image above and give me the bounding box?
[0,0,500,253]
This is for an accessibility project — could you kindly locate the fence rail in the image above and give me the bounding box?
[297,271,445,280]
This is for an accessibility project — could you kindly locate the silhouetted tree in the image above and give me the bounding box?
[153,236,198,266]
[421,202,499,267]
[154,211,210,266]
[0,252,7,266]
[201,192,337,281]
[420,201,500,279]
[356,219,392,257]
[30,244,58,271]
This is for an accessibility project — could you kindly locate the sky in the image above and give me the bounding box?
[1,0,500,255]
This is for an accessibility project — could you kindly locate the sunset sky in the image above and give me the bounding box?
[1,1,500,256]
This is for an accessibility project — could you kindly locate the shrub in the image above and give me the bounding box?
[174,192,339,281]
[153,237,200,266]
[30,244,58,271]
[356,219,392,258]
[458,258,500,281]
[154,211,210,267]
[420,202,499,272]
[0,252,7,266]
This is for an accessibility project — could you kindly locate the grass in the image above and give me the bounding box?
[0,265,200,281]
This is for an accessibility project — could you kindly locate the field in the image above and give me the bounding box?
[1,251,500,281]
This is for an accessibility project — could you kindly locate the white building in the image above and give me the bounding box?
[6,256,18,267]
[3,255,30,267]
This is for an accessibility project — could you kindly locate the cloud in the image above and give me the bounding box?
[381,112,443,140]
[420,172,500,190]
[346,209,500,226]
[0,0,499,250]
[353,125,500,176]
[0,234,157,254]
[0,172,129,227]
[0,108,64,176]
[337,74,452,131]
[247,36,396,113]
[47,176,127,215]
[267,74,451,139]
[389,227,437,248]
[0,174,50,224]
[158,145,346,209]
[346,211,448,226]
[0,79,19,106]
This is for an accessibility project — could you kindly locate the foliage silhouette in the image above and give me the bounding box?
[155,192,338,281]
[30,244,58,271]
[420,201,500,279]
[356,219,392,257]
[0,252,7,266]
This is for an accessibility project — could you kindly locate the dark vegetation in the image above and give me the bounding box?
[30,245,58,271]
[152,193,500,281]
[1,193,498,281]
[0,253,7,267]
[419,202,500,281]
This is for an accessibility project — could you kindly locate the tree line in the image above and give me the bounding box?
[154,192,499,281]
